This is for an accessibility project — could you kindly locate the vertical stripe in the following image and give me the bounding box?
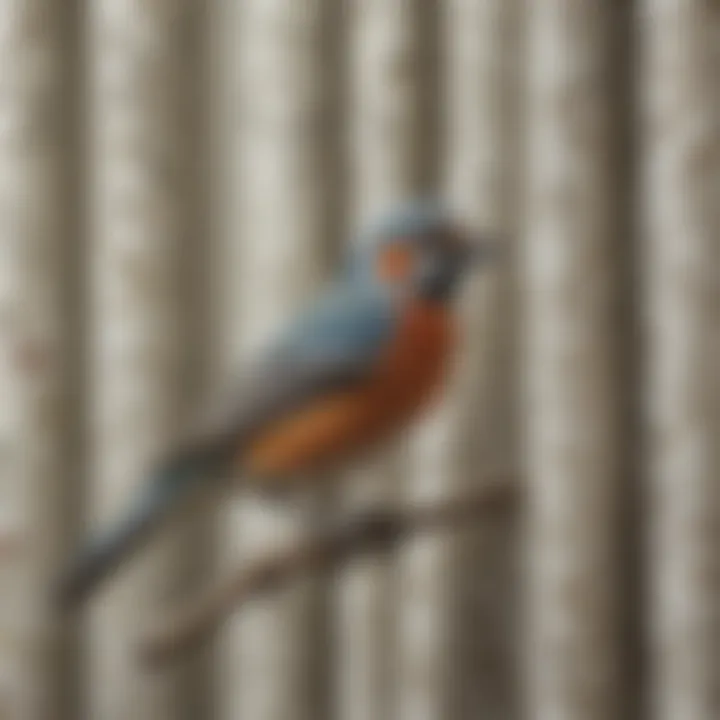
[217,1,336,719]
[642,2,720,718]
[86,1,199,717]
[0,2,77,717]
[523,2,625,718]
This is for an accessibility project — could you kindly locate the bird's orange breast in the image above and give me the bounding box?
[244,300,455,483]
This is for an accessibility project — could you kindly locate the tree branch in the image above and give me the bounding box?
[138,473,521,667]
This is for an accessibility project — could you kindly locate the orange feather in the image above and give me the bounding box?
[244,300,455,484]
[377,244,415,281]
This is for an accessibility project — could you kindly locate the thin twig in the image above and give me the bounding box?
[138,473,520,667]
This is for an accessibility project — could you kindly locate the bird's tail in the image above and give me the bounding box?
[56,445,224,610]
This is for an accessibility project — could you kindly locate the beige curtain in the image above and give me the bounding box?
[0,1,718,719]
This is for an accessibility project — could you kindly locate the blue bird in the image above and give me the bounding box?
[57,200,494,608]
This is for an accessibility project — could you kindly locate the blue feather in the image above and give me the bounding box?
[272,278,399,369]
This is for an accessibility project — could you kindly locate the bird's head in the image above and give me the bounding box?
[348,200,496,303]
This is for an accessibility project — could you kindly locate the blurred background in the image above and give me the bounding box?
[0,0,718,719]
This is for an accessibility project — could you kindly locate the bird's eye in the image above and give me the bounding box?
[377,244,414,282]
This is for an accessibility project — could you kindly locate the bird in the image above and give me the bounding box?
[56,200,495,609]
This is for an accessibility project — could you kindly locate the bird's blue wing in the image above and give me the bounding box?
[186,280,400,452]
[273,280,398,368]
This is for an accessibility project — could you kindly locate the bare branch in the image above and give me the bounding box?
[138,473,521,667]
